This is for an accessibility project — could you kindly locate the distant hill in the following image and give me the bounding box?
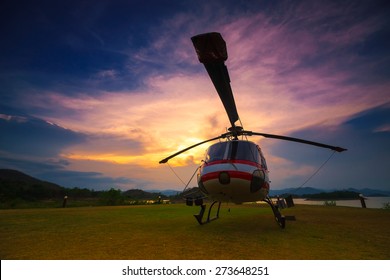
[0,169,171,204]
[269,187,325,196]
[2,169,389,209]
[149,189,181,196]
[122,189,168,200]
[269,187,390,197]
[0,169,66,201]
[0,169,56,185]
[149,186,390,198]
[341,188,390,197]
[302,190,361,200]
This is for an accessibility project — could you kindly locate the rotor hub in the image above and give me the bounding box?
[228,126,243,132]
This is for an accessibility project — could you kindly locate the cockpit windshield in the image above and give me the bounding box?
[205,141,262,164]
[230,141,261,163]
[205,142,229,162]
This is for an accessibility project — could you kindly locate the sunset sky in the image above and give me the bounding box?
[1,0,389,192]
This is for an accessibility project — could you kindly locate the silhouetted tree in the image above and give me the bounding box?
[99,188,124,205]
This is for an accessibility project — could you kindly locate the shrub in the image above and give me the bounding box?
[324,201,336,206]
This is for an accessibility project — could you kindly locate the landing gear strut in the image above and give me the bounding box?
[187,198,222,225]
[186,196,288,228]
[264,196,286,229]
[194,201,221,225]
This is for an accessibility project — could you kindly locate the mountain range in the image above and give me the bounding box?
[155,186,390,197]
[1,169,389,200]
[268,187,390,197]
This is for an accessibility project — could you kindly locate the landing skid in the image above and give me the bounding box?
[264,196,286,229]
[193,200,222,225]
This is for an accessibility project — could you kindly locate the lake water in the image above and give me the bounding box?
[291,197,390,209]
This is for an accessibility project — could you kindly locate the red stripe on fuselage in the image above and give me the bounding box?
[201,170,252,182]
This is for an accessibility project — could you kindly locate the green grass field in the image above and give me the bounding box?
[1,203,389,260]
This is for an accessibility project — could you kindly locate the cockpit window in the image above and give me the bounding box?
[205,142,229,162]
[205,141,261,164]
[230,141,261,163]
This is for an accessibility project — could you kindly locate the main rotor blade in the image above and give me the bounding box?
[159,134,228,164]
[245,131,347,152]
[191,32,239,128]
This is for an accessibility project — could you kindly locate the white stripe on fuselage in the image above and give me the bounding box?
[201,162,259,175]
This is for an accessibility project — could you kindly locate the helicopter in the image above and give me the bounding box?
[159,32,346,228]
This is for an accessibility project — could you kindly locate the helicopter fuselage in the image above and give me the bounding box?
[197,140,270,204]
[159,32,346,227]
